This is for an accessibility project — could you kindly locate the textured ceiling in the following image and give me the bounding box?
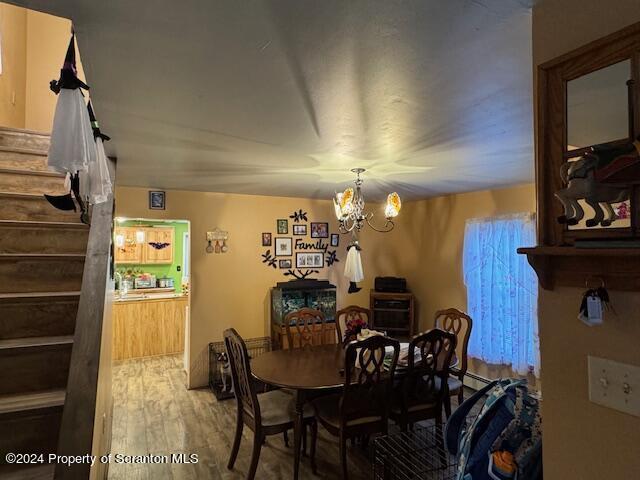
[12,0,534,200]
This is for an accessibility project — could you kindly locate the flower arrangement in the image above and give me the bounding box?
[343,317,368,345]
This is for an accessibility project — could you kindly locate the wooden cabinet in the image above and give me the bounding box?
[112,296,187,360]
[143,227,174,264]
[114,227,143,264]
[114,226,174,264]
[370,290,415,340]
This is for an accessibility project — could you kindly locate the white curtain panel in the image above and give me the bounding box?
[463,213,540,376]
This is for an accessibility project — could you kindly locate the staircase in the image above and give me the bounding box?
[0,127,89,479]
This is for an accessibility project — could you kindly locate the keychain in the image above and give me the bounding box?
[578,279,613,326]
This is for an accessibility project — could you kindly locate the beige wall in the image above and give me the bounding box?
[0,5,81,133]
[24,9,82,133]
[114,186,391,387]
[0,3,27,129]
[533,2,640,478]
[391,183,537,382]
[115,184,536,388]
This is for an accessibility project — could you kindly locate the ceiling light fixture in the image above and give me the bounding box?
[333,168,401,234]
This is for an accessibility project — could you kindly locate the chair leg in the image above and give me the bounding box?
[435,413,447,468]
[310,421,318,474]
[458,387,464,406]
[339,433,349,480]
[227,414,243,470]
[283,430,289,447]
[444,395,452,419]
[302,423,307,456]
[247,432,263,480]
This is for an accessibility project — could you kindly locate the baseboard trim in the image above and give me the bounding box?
[463,371,492,392]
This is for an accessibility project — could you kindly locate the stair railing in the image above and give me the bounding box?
[55,158,116,480]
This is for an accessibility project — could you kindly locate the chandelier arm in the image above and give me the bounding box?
[365,215,395,233]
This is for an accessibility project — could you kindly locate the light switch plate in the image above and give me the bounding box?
[588,356,640,417]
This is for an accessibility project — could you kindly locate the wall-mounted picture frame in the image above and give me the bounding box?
[293,224,307,236]
[330,233,339,247]
[279,259,292,269]
[296,252,324,268]
[262,232,272,246]
[277,219,288,234]
[310,222,328,238]
[275,237,293,256]
[149,190,166,210]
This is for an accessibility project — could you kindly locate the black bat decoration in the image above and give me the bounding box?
[289,209,308,223]
[148,242,170,250]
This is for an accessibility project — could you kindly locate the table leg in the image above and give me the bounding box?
[293,389,305,480]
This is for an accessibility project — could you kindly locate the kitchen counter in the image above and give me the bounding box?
[114,290,188,303]
[113,294,188,360]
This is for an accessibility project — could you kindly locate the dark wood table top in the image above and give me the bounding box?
[252,343,459,391]
[252,344,346,390]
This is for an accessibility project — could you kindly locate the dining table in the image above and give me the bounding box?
[252,344,345,479]
[251,342,458,480]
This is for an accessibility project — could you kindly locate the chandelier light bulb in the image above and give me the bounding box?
[385,192,401,219]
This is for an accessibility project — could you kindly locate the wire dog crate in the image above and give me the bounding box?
[208,336,271,401]
[373,422,459,480]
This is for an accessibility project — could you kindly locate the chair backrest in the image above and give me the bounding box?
[285,308,326,348]
[403,329,458,408]
[224,328,260,422]
[341,335,400,428]
[434,308,473,376]
[335,305,371,343]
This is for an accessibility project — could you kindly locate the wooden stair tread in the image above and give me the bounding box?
[0,191,47,199]
[0,125,50,137]
[0,389,65,414]
[0,167,62,178]
[0,145,48,157]
[0,291,81,300]
[0,253,86,259]
[0,464,55,480]
[0,220,87,229]
[0,335,74,350]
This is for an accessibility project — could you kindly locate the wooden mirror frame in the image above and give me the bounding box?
[520,22,640,291]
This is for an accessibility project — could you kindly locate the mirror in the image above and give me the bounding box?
[567,60,631,151]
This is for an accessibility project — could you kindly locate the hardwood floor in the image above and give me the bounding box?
[109,355,374,479]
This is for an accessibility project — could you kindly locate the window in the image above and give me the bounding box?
[463,213,539,375]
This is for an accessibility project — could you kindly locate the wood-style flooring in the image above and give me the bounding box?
[109,355,376,480]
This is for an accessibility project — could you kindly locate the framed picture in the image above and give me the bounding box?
[149,191,165,210]
[330,233,340,247]
[274,237,292,256]
[277,219,288,234]
[293,224,307,236]
[279,259,292,269]
[310,222,329,238]
[296,252,324,268]
[261,233,272,246]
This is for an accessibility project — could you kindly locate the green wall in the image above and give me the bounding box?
[116,220,189,293]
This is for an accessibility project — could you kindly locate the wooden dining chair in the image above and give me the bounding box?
[311,335,400,479]
[285,307,327,348]
[390,329,457,432]
[434,308,473,416]
[224,328,317,480]
[335,305,371,343]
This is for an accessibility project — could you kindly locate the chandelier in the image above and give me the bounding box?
[333,168,401,233]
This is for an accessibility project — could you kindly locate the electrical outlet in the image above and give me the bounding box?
[588,356,640,417]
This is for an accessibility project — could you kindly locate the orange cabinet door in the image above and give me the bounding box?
[114,227,143,264]
[143,227,174,264]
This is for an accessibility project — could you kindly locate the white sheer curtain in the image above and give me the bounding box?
[462,213,540,376]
